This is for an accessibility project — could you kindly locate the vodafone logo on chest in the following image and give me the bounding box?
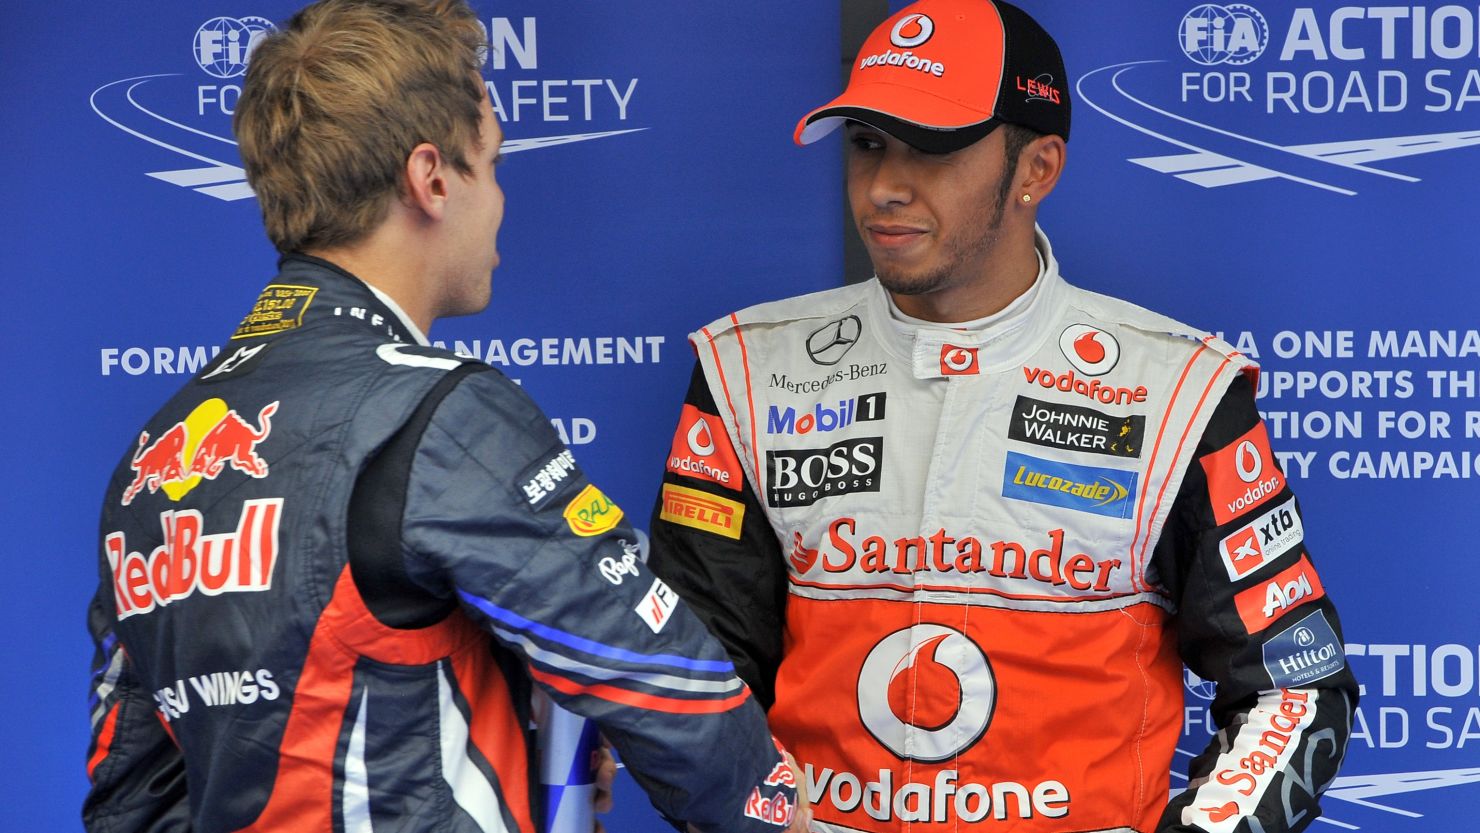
[1022,324,1148,405]
[667,405,742,490]
[939,345,980,376]
[1059,325,1120,376]
[857,625,994,762]
[1201,421,1285,525]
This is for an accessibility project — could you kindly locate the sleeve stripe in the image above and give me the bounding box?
[528,666,752,714]
[729,313,762,496]
[89,644,126,724]
[492,626,746,695]
[456,590,736,674]
[1134,355,1232,591]
[87,703,120,780]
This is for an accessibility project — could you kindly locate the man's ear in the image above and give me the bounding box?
[1017,134,1067,205]
[402,142,449,220]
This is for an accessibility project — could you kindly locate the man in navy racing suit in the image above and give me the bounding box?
[84,2,806,831]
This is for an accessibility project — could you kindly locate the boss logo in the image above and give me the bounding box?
[767,437,882,508]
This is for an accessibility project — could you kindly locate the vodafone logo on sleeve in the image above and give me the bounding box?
[1201,422,1284,525]
[667,404,742,490]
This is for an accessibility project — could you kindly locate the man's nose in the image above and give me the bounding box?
[867,149,914,209]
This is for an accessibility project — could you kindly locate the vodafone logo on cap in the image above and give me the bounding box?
[858,625,995,762]
[1059,325,1120,377]
[890,13,935,48]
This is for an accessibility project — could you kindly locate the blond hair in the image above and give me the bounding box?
[235,0,486,253]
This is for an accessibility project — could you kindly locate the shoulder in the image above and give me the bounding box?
[693,282,875,342]
[1060,280,1255,372]
[422,359,563,457]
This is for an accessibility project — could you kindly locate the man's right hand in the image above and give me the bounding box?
[685,750,811,833]
[782,751,812,832]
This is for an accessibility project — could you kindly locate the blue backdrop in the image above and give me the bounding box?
[5,2,1476,831]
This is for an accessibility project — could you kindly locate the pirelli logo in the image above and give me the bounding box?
[659,484,744,540]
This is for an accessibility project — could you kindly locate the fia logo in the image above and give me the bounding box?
[194,17,276,78]
[1179,5,1269,66]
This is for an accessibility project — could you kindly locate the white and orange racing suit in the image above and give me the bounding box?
[649,230,1356,833]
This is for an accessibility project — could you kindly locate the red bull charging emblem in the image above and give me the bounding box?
[122,399,279,506]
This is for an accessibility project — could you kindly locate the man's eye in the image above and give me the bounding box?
[849,135,882,151]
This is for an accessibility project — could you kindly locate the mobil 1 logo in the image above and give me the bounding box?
[767,437,882,508]
[1008,396,1145,458]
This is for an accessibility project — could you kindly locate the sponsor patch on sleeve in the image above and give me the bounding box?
[231,284,318,340]
[519,449,579,509]
[1201,421,1284,526]
[1234,554,1325,633]
[1218,497,1304,581]
[635,577,678,634]
[1262,609,1346,689]
[659,483,745,539]
[667,405,743,490]
[563,484,623,537]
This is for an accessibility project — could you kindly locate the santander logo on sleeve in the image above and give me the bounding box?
[667,404,743,490]
[1201,422,1284,525]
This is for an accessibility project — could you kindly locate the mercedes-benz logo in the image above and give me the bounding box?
[806,315,862,366]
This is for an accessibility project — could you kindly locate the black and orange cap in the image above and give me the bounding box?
[796,0,1070,153]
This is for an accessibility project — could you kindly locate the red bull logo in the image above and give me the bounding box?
[122,399,279,506]
[106,498,283,620]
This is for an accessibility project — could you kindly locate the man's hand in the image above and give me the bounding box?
[593,740,617,833]
[782,751,812,833]
[684,750,810,833]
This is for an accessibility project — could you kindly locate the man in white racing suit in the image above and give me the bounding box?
[648,1,1357,831]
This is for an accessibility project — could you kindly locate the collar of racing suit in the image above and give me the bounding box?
[268,254,428,346]
[868,225,1065,380]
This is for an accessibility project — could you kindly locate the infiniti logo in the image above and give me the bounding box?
[806,315,862,366]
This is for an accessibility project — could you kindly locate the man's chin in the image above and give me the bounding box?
[874,267,947,297]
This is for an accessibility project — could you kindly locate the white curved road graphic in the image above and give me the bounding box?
[92,75,645,202]
[1077,61,1480,196]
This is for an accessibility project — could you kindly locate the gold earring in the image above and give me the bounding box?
[1021,193,1033,204]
